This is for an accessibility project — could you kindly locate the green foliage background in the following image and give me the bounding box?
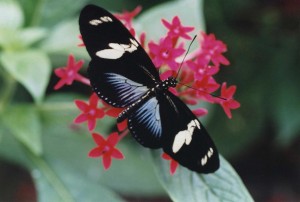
[0,0,299,201]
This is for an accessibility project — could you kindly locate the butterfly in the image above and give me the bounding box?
[79,5,219,173]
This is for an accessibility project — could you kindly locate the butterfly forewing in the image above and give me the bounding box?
[79,5,160,107]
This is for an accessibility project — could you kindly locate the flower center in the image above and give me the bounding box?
[67,70,74,77]
[162,51,169,59]
[89,109,96,116]
[174,27,180,34]
[103,145,110,152]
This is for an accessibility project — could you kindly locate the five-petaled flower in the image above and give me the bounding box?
[149,36,185,70]
[89,132,124,170]
[74,93,105,131]
[54,54,89,90]
[162,16,194,40]
[218,82,241,119]
[162,153,179,175]
[199,32,230,67]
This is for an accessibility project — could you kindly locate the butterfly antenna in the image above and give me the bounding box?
[175,35,197,80]
[177,82,227,101]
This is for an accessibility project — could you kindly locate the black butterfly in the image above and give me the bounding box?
[79,5,219,173]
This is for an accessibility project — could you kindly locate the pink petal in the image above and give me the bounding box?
[162,19,171,29]
[96,109,105,118]
[170,160,179,175]
[89,93,99,107]
[162,153,171,160]
[111,148,124,159]
[67,54,75,68]
[54,79,66,90]
[87,118,96,131]
[54,68,65,77]
[228,100,241,109]
[117,120,127,132]
[102,154,112,170]
[107,132,119,147]
[88,147,103,157]
[92,133,106,146]
[221,104,232,119]
[192,108,208,117]
[74,113,88,123]
[74,100,88,111]
[106,108,122,117]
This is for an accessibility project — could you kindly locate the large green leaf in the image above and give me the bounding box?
[1,105,42,156]
[0,50,51,103]
[136,0,205,42]
[152,152,253,202]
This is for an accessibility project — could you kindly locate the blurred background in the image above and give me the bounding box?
[0,0,300,201]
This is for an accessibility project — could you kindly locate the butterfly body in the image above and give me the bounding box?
[79,5,220,173]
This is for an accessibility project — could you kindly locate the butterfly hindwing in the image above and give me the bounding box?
[159,92,219,173]
[128,96,162,148]
[79,5,160,107]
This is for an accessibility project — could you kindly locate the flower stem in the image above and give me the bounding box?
[119,129,129,141]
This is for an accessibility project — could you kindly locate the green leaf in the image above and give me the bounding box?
[136,0,205,42]
[152,153,253,202]
[1,105,42,156]
[100,143,165,196]
[0,50,51,103]
[20,27,47,47]
[0,0,24,29]
[0,106,124,202]
[40,19,88,58]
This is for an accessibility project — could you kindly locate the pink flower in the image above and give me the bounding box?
[162,153,179,175]
[193,75,220,102]
[187,57,220,81]
[219,82,240,119]
[89,132,124,170]
[148,36,185,70]
[162,16,194,40]
[54,54,89,90]
[192,108,208,117]
[114,6,142,35]
[199,32,230,67]
[74,93,105,131]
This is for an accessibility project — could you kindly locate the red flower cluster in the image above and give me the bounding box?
[53,6,240,174]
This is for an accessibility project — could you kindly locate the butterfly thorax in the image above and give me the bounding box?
[117,77,177,123]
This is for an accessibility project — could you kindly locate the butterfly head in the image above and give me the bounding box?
[163,77,177,88]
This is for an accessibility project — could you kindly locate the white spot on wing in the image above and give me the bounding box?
[201,155,208,165]
[96,38,139,59]
[89,16,113,26]
[96,49,124,59]
[172,119,200,153]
